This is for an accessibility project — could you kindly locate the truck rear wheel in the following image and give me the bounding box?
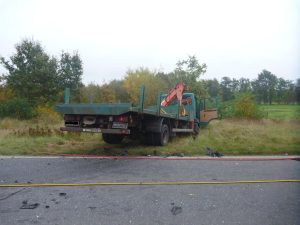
[154,124,169,146]
[102,134,124,144]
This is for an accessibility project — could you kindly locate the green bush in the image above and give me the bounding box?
[0,98,35,119]
[233,93,265,119]
[220,93,265,119]
[219,100,234,118]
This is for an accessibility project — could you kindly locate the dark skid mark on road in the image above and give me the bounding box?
[0,188,25,201]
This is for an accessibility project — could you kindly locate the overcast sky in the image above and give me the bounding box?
[0,0,299,84]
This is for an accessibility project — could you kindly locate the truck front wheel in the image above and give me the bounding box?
[102,134,124,144]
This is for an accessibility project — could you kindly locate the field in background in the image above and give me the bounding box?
[260,104,300,120]
[0,104,299,156]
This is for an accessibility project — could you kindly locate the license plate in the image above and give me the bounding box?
[112,122,128,129]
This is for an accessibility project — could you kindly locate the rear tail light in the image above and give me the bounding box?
[114,115,128,122]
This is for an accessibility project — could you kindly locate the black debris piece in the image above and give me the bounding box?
[206,147,223,157]
[59,192,66,196]
[171,206,182,215]
[20,202,39,209]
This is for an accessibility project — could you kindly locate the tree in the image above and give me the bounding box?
[285,81,296,104]
[252,70,278,104]
[239,78,251,93]
[79,83,101,103]
[220,77,234,101]
[205,79,220,97]
[0,39,59,105]
[174,56,207,98]
[123,68,167,106]
[174,55,207,83]
[109,79,130,103]
[58,51,83,101]
[162,55,207,99]
[0,85,14,102]
[295,79,300,104]
[231,78,239,93]
[275,78,294,104]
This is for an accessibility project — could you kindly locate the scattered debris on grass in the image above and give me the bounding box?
[206,147,223,157]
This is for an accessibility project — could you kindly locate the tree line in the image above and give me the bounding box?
[206,72,299,104]
[0,39,299,119]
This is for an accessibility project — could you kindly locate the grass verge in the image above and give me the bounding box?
[259,104,300,120]
[0,117,299,156]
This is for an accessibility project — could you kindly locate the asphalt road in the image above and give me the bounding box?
[0,157,299,225]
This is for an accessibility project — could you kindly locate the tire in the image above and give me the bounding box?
[194,122,200,135]
[102,133,124,144]
[154,124,169,146]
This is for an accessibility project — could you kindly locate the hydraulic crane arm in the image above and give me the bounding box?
[160,81,186,107]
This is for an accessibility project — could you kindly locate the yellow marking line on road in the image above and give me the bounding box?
[0,180,300,188]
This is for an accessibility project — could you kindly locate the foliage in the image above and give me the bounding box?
[35,105,62,124]
[0,39,59,105]
[58,51,83,101]
[109,80,130,103]
[0,98,34,119]
[123,68,167,106]
[252,70,277,104]
[0,86,15,102]
[233,93,265,119]
[0,39,83,106]
[205,72,297,105]
[79,82,120,103]
[204,78,220,97]
[295,79,300,104]
[220,93,265,119]
[220,77,234,101]
[167,55,207,99]
[218,100,234,119]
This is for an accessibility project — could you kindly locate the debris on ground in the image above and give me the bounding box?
[20,201,39,209]
[59,192,66,196]
[171,206,182,215]
[206,147,223,157]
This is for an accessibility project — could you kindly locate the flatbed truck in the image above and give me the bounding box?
[55,82,218,145]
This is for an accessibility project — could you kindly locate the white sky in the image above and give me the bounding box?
[0,0,299,84]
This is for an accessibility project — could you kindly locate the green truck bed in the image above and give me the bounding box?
[55,102,191,121]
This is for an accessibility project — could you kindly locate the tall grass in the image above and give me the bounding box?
[0,118,299,156]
